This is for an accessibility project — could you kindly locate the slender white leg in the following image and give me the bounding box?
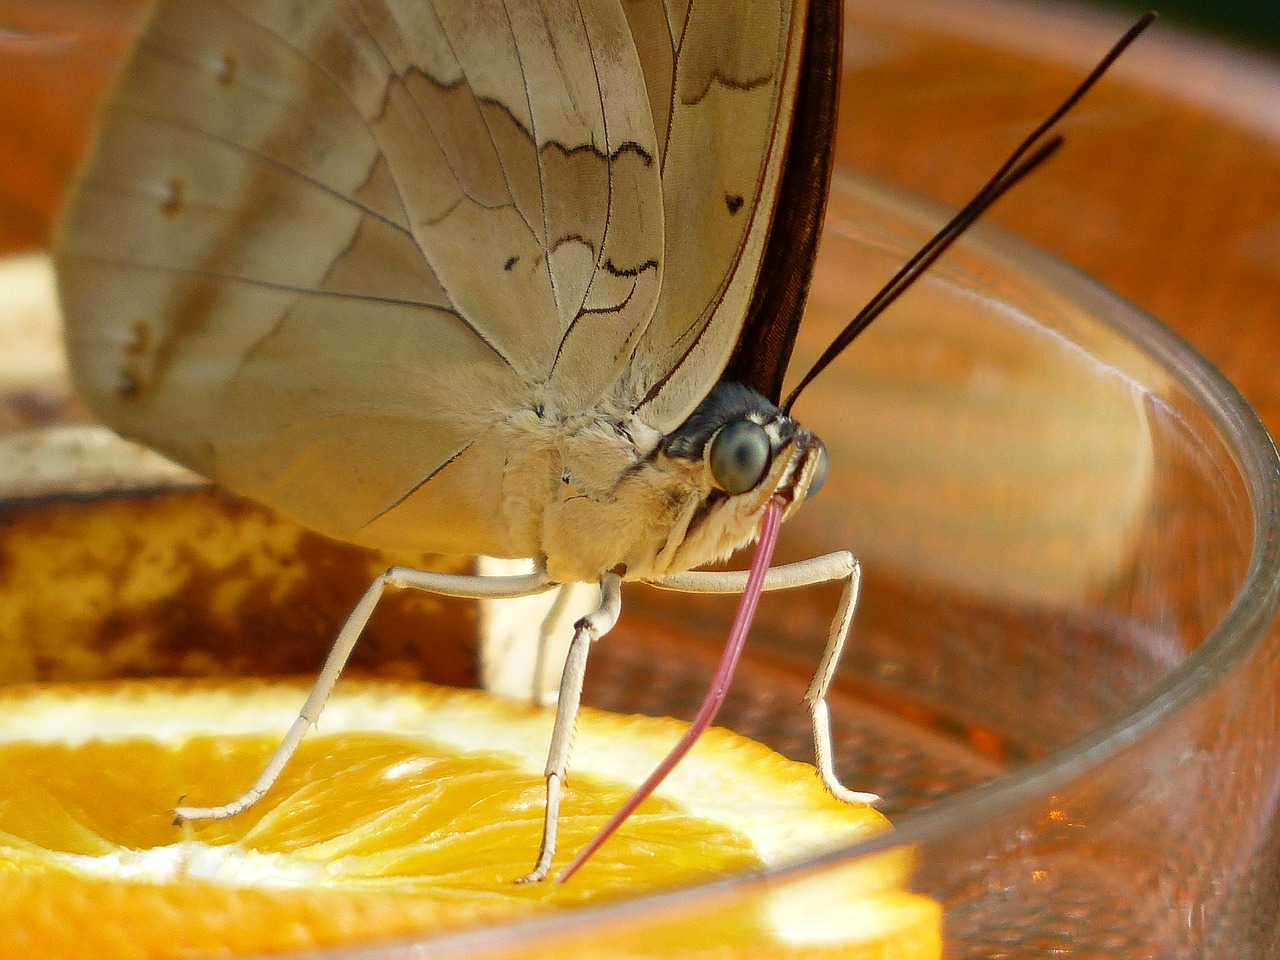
[173,566,555,824]
[517,572,623,883]
[651,553,879,805]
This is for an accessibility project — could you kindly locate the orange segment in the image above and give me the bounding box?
[0,679,940,958]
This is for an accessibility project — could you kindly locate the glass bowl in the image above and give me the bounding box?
[2,167,1277,957]
[2,2,1279,958]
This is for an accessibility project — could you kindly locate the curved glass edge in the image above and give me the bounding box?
[780,170,1280,855]
[303,173,1280,958]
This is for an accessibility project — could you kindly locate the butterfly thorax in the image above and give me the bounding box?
[502,382,826,585]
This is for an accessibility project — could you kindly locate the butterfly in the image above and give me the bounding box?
[54,0,1152,881]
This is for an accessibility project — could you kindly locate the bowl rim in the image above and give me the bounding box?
[264,168,1280,958]
[7,172,1273,957]
[2,191,1274,958]
[803,174,1280,845]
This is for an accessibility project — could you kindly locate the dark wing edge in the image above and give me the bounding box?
[721,0,841,403]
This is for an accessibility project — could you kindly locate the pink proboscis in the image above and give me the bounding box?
[558,496,785,882]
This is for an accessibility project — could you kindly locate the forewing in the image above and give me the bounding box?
[57,0,663,549]
[723,0,841,404]
[620,0,814,430]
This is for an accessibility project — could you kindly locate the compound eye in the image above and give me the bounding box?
[807,442,829,498]
[709,420,772,495]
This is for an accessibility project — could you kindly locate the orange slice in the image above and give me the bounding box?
[0,678,940,958]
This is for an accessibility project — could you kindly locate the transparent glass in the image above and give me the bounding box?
[2,171,1277,958]
[554,176,1280,959]
[2,1,1279,957]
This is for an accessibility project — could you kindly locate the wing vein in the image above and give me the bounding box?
[360,438,477,529]
[111,100,414,240]
[63,249,517,370]
[203,0,416,229]
[396,1,540,240]
[499,0,557,315]
[548,0,614,378]
[344,0,539,240]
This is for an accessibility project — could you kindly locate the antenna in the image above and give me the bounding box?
[782,11,1157,413]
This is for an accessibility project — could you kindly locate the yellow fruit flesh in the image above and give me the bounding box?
[0,680,941,959]
[1,732,757,896]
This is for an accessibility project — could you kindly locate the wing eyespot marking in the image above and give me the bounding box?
[110,102,415,240]
[115,318,154,402]
[151,4,415,233]
[64,249,518,374]
[116,372,141,401]
[212,52,236,86]
[158,177,185,216]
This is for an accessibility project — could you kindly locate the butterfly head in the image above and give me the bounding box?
[650,380,826,575]
[536,380,822,584]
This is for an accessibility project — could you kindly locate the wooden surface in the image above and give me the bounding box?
[1,0,1278,441]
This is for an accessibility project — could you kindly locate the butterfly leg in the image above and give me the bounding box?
[172,565,554,825]
[650,552,879,806]
[517,572,623,883]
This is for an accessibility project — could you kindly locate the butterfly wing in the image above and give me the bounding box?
[722,0,842,404]
[57,0,825,557]
[58,0,665,553]
[619,0,821,429]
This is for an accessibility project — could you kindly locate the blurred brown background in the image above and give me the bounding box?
[835,0,1280,441]
[1095,0,1280,52]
